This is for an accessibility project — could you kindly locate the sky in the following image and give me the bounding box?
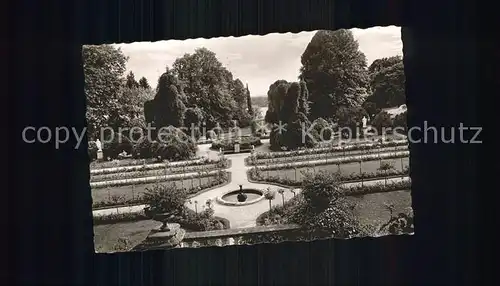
[113,26,402,97]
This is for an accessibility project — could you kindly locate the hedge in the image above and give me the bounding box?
[251,139,408,160]
[253,151,409,172]
[90,157,227,175]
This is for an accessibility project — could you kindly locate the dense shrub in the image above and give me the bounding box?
[372,111,393,133]
[102,133,134,159]
[132,136,154,158]
[392,111,407,132]
[143,183,188,218]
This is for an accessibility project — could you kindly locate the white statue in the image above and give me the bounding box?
[361,116,367,128]
[95,139,102,151]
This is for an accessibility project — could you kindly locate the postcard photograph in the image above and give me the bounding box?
[85,26,413,253]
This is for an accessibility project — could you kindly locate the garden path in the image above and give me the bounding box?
[93,146,410,229]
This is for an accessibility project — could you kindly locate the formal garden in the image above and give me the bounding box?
[86,28,411,252]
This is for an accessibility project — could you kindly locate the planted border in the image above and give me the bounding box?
[248,167,410,187]
[253,151,409,172]
[90,157,228,175]
[92,173,232,209]
[246,145,408,166]
[91,170,224,189]
[90,162,229,182]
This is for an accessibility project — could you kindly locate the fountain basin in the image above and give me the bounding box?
[216,188,265,206]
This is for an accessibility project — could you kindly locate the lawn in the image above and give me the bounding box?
[258,157,410,182]
[347,190,413,230]
[92,176,216,204]
[94,219,160,253]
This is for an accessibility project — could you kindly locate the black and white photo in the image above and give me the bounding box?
[84,26,413,253]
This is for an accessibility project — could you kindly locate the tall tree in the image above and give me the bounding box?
[368,56,402,76]
[170,48,238,128]
[230,79,252,126]
[265,80,290,124]
[299,29,369,121]
[265,80,313,150]
[144,72,186,130]
[125,71,140,89]
[246,84,254,115]
[138,76,151,90]
[335,106,368,137]
[82,45,128,139]
[365,56,405,108]
[298,80,310,116]
[184,107,204,139]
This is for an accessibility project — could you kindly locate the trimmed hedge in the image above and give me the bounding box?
[210,135,262,151]
[253,151,409,172]
[90,162,229,182]
[248,167,410,187]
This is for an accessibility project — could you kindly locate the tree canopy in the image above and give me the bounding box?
[364,56,405,109]
[125,71,139,89]
[265,80,313,150]
[299,29,369,121]
[138,76,151,90]
[83,45,156,140]
[170,48,249,128]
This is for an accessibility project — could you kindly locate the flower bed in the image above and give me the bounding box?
[91,170,226,189]
[248,166,409,187]
[251,139,408,161]
[253,151,409,172]
[90,162,229,182]
[93,172,231,209]
[246,145,408,166]
[90,157,228,175]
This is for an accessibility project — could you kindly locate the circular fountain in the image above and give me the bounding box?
[216,184,265,206]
